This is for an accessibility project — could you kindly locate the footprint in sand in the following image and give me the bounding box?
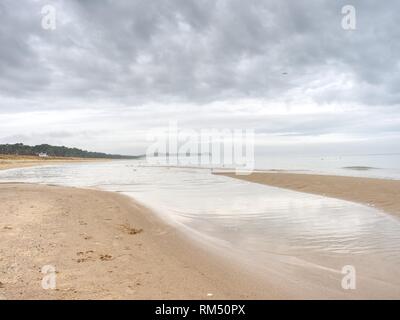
[76,251,113,263]
[75,250,95,263]
[119,224,143,235]
[80,233,92,240]
[99,254,113,261]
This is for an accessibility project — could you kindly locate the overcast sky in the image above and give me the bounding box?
[0,0,399,155]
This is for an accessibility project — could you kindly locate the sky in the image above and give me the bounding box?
[0,0,399,156]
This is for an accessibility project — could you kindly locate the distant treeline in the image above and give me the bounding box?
[0,143,143,159]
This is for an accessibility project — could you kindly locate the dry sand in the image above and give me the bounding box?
[216,171,400,217]
[0,183,273,300]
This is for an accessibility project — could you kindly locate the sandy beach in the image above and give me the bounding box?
[0,183,273,300]
[1,162,400,299]
[216,172,400,217]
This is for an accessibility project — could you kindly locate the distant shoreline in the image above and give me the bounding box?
[0,143,143,160]
[0,154,111,171]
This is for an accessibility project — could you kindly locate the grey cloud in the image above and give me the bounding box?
[0,0,399,108]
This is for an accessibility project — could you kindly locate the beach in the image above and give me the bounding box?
[216,172,400,217]
[0,183,272,300]
[1,161,400,299]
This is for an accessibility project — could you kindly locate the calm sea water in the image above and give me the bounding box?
[148,153,400,179]
[1,160,399,297]
[254,154,400,179]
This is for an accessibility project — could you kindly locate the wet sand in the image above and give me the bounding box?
[0,183,273,300]
[215,171,400,217]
